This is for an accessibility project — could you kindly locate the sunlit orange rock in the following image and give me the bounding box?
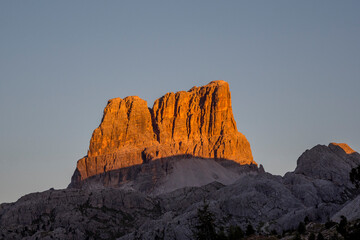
[330,142,356,154]
[73,80,255,182]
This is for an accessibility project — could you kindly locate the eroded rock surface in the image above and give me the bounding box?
[71,157,260,192]
[72,81,255,185]
[1,143,360,240]
[292,142,360,186]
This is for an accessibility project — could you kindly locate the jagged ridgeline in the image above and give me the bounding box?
[71,81,255,186]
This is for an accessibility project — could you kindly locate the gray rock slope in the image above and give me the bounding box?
[69,156,261,193]
[1,143,359,240]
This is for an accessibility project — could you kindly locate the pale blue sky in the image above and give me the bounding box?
[1,1,359,203]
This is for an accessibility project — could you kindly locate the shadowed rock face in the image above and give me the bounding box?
[72,80,255,184]
[70,156,261,191]
[2,143,359,240]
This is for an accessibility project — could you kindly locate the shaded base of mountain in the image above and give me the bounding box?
[1,173,359,240]
[1,143,360,240]
[69,155,261,195]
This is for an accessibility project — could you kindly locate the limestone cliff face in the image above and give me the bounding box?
[150,80,252,163]
[88,96,157,157]
[72,80,255,183]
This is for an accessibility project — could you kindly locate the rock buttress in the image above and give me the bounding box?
[72,80,255,183]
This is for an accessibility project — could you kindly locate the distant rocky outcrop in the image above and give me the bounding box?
[289,143,360,188]
[71,81,255,186]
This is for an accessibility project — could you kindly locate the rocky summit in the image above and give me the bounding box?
[71,80,255,185]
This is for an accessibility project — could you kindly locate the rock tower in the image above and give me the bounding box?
[71,80,255,184]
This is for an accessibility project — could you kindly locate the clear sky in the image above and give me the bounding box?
[1,1,359,203]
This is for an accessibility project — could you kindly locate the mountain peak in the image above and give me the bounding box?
[71,80,255,185]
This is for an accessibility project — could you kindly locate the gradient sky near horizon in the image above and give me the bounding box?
[1,1,360,203]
